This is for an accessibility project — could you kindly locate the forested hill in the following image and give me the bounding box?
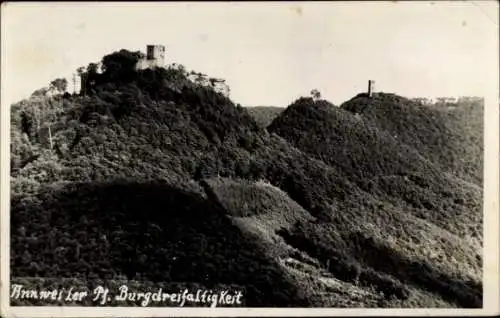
[340,93,483,186]
[10,49,483,308]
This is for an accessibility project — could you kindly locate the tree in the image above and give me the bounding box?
[76,66,86,76]
[311,89,321,100]
[101,49,144,80]
[49,78,68,94]
[171,63,187,75]
[31,87,50,98]
[87,63,99,76]
[84,62,101,93]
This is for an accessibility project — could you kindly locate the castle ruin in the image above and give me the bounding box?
[136,45,166,70]
[187,72,231,98]
[73,44,232,98]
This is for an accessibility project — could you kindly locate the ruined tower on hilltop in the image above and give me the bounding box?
[136,44,166,70]
[368,80,375,98]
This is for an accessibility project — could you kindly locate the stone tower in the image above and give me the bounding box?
[136,44,166,70]
[368,80,375,97]
[146,45,165,66]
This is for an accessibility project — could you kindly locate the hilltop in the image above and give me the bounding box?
[340,93,483,186]
[10,49,483,308]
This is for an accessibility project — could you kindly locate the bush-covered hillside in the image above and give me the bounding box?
[10,49,483,308]
[340,93,483,186]
[266,96,482,308]
[268,97,482,244]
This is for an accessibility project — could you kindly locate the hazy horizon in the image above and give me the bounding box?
[1,1,498,107]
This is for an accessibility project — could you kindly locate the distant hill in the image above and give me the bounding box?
[9,49,483,308]
[340,93,483,186]
[245,106,284,128]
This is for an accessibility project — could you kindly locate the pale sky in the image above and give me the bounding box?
[1,1,499,107]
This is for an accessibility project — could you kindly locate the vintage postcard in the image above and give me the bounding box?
[1,1,499,317]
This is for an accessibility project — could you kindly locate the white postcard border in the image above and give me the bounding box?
[1,1,499,317]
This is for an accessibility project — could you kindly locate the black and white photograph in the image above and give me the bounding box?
[1,1,499,316]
